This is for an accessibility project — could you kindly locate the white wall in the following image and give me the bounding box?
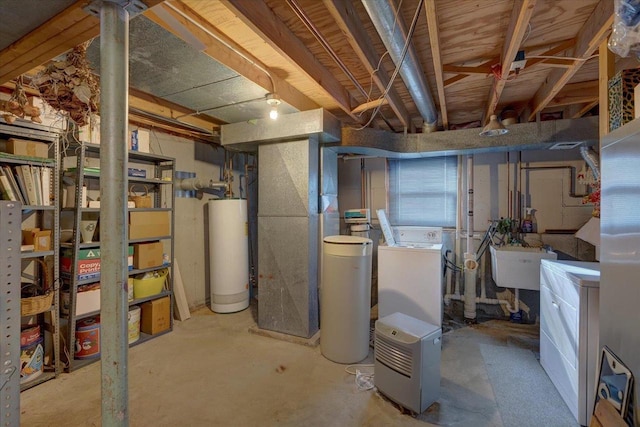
[338,149,598,321]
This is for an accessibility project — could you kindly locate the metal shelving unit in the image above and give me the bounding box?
[0,201,22,425]
[0,120,61,393]
[61,142,175,371]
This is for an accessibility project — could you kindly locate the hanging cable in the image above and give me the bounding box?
[356,0,424,130]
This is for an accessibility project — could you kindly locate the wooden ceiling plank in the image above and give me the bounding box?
[0,1,92,64]
[484,0,537,123]
[425,0,448,129]
[547,80,598,108]
[220,0,360,121]
[145,2,318,113]
[0,19,99,84]
[323,0,410,128]
[528,0,613,121]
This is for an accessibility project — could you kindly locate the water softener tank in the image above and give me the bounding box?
[321,235,373,363]
[208,199,249,313]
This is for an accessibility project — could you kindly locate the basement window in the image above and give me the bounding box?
[388,156,457,227]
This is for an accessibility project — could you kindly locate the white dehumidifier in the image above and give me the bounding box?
[374,312,441,414]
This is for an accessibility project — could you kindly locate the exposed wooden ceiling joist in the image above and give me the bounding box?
[0,0,165,86]
[145,2,319,113]
[547,80,598,108]
[129,88,222,132]
[528,0,613,121]
[442,61,495,75]
[322,0,410,129]
[570,100,599,119]
[484,0,537,123]
[220,0,361,122]
[425,0,448,129]
[0,1,98,85]
[444,74,469,88]
[1,81,219,135]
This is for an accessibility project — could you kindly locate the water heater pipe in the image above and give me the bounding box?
[176,177,228,192]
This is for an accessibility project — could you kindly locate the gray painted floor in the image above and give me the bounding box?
[20,305,576,426]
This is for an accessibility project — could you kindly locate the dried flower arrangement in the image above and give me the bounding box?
[33,41,99,126]
[582,180,600,218]
[0,77,42,124]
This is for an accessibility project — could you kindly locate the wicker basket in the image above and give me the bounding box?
[129,184,152,208]
[21,259,54,316]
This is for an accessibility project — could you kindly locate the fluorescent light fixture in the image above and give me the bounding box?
[266,93,281,120]
[480,114,509,137]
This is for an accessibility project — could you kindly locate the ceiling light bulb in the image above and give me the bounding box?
[265,92,281,120]
[479,114,509,137]
[269,106,278,120]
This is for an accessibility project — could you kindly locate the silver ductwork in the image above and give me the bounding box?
[580,145,600,182]
[362,0,438,129]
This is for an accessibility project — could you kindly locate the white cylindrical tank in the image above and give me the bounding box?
[208,199,249,313]
[321,235,373,364]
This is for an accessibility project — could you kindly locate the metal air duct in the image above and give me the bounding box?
[580,145,600,181]
[362,0,438,130]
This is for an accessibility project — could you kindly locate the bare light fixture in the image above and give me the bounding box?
[266,93,281,120]
[479,114,509,136]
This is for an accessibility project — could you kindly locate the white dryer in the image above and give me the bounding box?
[377,226,443,327]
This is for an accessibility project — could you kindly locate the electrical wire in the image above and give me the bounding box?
[356,0,424,130]
[345,364,375,375]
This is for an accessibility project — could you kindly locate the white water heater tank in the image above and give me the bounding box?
[208,199,249,313]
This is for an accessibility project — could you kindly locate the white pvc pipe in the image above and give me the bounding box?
[464,155,476,320]
[506,288,520,314]
[446,294,511,307]
[466,155,474,254]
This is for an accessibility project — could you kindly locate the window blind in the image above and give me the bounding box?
[388,156,457,227]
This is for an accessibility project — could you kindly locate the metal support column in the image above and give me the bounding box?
[99,1,130,424]
[0,201,21,426]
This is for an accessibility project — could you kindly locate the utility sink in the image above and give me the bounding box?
[490,245,557,291]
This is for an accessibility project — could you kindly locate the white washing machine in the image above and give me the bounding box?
[377,226,443,327]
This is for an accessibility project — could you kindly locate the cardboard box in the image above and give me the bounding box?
[129,211,170,240]
[130,129,150,153]
[140,296,170,335]
[62,156,101,171]
[22,228,51,251]
[6,138,49,158]
[133,242,164,269]
[61,246,133,280]
[61,284,101,316]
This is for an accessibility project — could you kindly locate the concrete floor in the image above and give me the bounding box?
[21,305,547,426]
